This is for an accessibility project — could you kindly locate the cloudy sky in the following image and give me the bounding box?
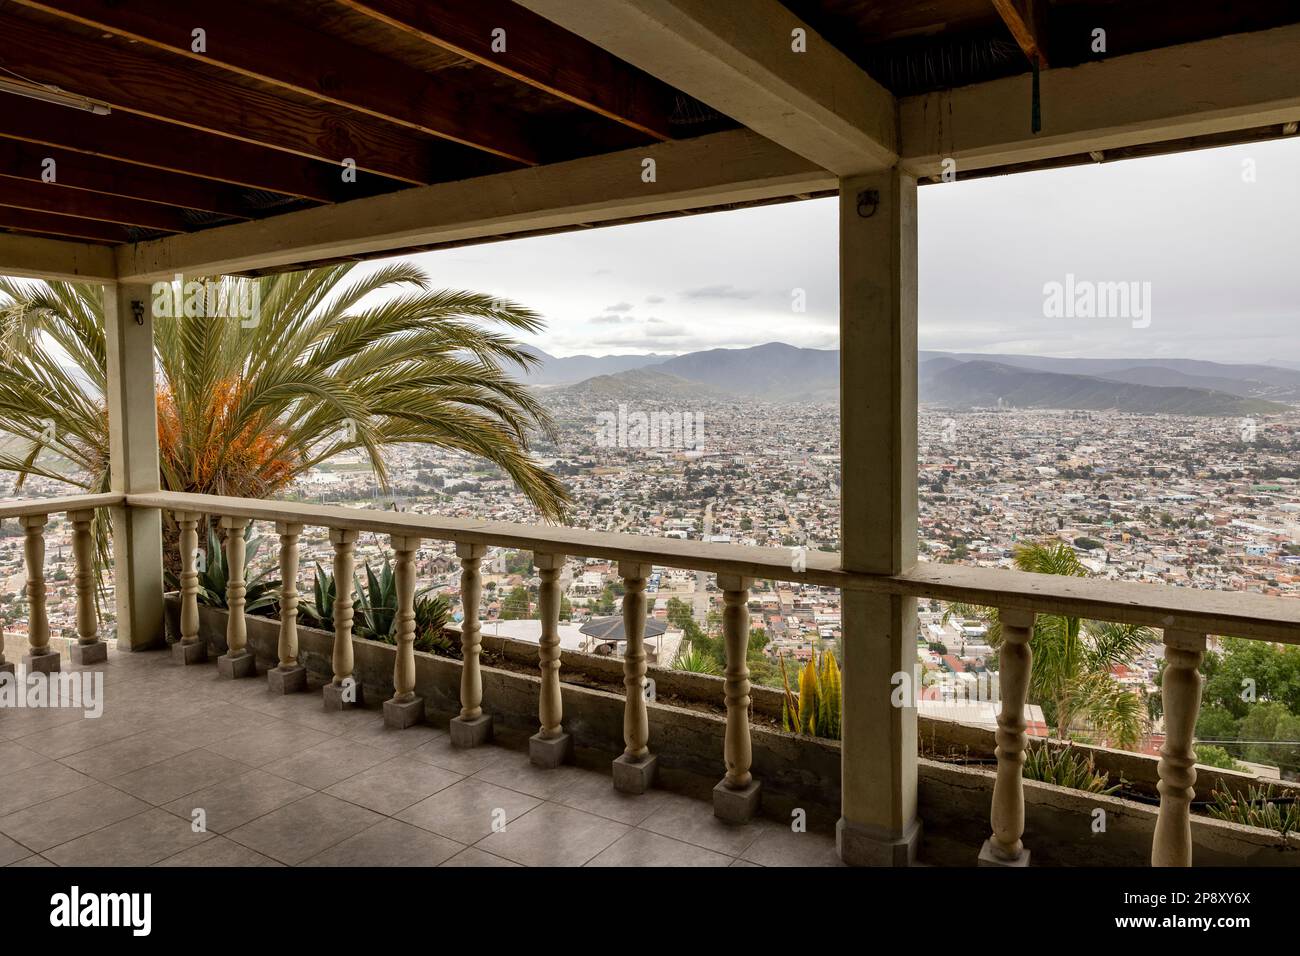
[391,135,1300,365]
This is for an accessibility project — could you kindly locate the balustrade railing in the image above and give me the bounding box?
[2,488,1297,866]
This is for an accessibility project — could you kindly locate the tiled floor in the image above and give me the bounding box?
[0,639,842,867]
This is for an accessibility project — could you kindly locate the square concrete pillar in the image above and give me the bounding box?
[217,651,255,679]
[383,695,424,729]
[450,713,492,747]
[713,778,762,824]
[70,641,108,666]
[612,753,657,794]
[22,650,60,674]
[323,678,362,710]
[267,664,306,694]
[172,641,207,665]
[529,731,573,769]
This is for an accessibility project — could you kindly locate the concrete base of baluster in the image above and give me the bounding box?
[612,753,657,794]
[837,817,922,867]
[978,838,1030,867]
[383,695,425,729]
[70,641,108,666]
[713,778,762,824]
[450,713,493,747]
[172,641,207,665]
[22,650,60,674]
[529,731,572,768]
[323,678,362,710]
[217,651,255,679]
[267,664,306,694]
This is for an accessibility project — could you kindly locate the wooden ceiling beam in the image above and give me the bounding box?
[0,12,452,184]
[0,97,344,203]
[514,0,898,176]
[337,0,677,140]
[0,142,253,220]
[0,177,188,231]
[991,0,1048,67]
[0,208,132,243]
[10,0,542,165]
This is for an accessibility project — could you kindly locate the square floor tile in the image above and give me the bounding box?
[342,718,446,755]
[225,792,385,865]
[263,737,390,790]
[587,829,733,867]
[44,808,214,866]
[0,832,29,867]
[476,803,628,867]
[472,749,587,800]
[0,780,149,852]
[16,715,143,760]
[551,767,669,825]
[396,779,540,845]
[740,826,844,867]
[301,819,463,867]
[155,835,283,867]
[0,762,92,816]
[407,735,507,776]
[638,792,771,856]
[439,847,521,867]
[0,740,47,773]
[162,769,312,833]
[324,756,462,816]
[111,749,251,805]
[59,729,196,780]
[207,722,332,767]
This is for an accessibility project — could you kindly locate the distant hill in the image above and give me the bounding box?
[919,358,1288,416]
[557,368,725,402]
[519,347,667,384]
[524,343,1297,415]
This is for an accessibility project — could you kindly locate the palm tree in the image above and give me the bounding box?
[0,265,571,572]
[943,541,1151,748]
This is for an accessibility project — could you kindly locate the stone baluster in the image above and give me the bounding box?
[714,574,760,821]
[268,521,306,693]
[383,534,425,728]
[172,510,207,665]
[530,552,571,767]
[20,514,57,673]
[324,527,359,708]
[217,515,254,678]
[1153,629,1206,867]
[0,520,10,675]
[450,542,490,746]
[68,509,107,665]
[980,608,1035,866]
[613,561,655,793]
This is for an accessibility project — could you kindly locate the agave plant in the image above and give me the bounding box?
[299,563,355,632]
[164,521,279,613]
[1022,744,1120,795]
[1207,784,1300,837]
[413,594,452,653]
[673,646,720,675]
[354,559,398,641]
[779,650,842,740]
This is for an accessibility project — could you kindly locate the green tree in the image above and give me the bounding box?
[500,585,531,620]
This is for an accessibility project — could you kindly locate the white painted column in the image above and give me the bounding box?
[980,608,1035,865]
[1153,629,1206,867]
[837,168,922,866]
[105,281,165,651]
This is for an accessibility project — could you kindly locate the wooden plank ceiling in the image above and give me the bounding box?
[0,0,1298,251]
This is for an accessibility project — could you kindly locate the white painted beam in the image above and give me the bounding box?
[0,232,116,282]
[901,22,1300,177]
[115,129,833,280]
[514,0,897,176]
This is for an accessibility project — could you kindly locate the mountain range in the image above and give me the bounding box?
[522,343,1299,416]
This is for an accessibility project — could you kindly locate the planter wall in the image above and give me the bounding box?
[163,596,1300,864]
